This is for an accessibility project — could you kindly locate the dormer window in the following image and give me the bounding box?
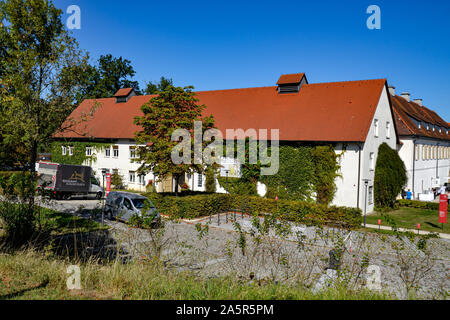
[277,73,308,94]
[114,88,136,103]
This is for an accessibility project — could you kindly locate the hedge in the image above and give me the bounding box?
[145,193,362,229]
[396,199,448,211]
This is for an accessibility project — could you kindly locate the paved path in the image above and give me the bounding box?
[364,223,450,240]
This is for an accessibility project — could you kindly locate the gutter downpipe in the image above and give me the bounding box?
[357,143,362,209]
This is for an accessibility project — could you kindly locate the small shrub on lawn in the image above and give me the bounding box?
[396,199,447,211]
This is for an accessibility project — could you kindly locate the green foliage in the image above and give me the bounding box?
[0,172,36,246]
[49,141,110,166]
[205,168,216,193]
[75,54,140,103]
[145,193,362,229]
[261,146,315,201]
[396,199,447,211]
[311,145,341,205]
[0,0,90,170]
[144,77,174,95]
[260,145,340,205]
[134,86,215,191]
[111,173,125,189]
[217,177,257,196]
[374,143,407,208]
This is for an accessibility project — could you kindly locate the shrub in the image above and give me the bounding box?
[0,173,37,246]
[374,143,407,208]
[205,168,216,193]
[396,199,447,211]
[217,177,257,196]
[111,173,125,189]
[145,193,362,229]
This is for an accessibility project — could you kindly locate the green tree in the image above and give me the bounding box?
[75,54,140,103]
[374,143,407,208]
[134,85,215,193]
[0,0,89,244]
[144,77,173,95]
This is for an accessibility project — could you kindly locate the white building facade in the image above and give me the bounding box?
[57,74,427,214]
[391,88,450,200]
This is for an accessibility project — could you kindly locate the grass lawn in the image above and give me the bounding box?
[366,207,449,234]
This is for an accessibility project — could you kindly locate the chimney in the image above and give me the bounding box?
[114,88,136,103]
[277,73,308,94]
[413,99,423,106]
[388,86,396,96]
[401,92,410,102]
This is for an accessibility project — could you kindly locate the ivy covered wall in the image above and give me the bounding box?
[48,141,112,166]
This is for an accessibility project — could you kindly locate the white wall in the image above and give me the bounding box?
[333,86,397,213]
[398,137,450,199]
[333,143,361,208]
[83,139,155,192]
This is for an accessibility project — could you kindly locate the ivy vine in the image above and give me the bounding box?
[49,142,112,166]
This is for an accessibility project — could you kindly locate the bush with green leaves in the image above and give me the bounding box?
[0,173,37,246]
[374,143,407,208]
[205,168,216,193]
[111,173,125,189]
[217,177,257,196]
[396,199,447,211]
[145,193,362,229]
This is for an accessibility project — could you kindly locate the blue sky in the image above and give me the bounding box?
[55,0,450,120]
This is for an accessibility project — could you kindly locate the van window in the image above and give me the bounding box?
[132,199,155,209]
[115,197,123,206]
[123,198,132,210]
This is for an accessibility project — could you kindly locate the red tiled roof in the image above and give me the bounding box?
[57,78,388,143]
[114,88,134,97]
[276,73,306,85]
[391,94,450,141]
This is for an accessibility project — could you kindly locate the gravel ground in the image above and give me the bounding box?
[44,199,450,299]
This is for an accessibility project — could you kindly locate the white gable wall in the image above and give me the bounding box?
[333,86,397,213]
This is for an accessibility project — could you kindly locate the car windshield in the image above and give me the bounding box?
[132,199,154,209]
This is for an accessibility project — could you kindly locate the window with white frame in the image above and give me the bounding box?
[105,147,111,158]
[129,171,136,184]
[113,146,119,158]
[374,119,379,138]
[68,146,73,156]
[62,146,67,156]
[129,147,136,159]
[415,145,420,161]
[370,153,375,171]
[368,186,374,205]
[138,174,145,185]
[386,121,391,139]
[86,147,92,156]
[197,174,203,188]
